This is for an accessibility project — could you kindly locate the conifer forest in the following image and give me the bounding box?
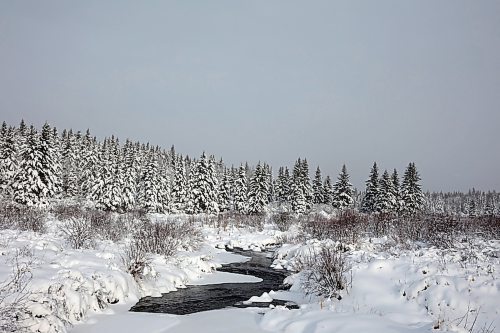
[1,120,498,217]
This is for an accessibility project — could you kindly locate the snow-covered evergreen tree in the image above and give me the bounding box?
[17,119,27,141]
[158,173,171,213]
[218,168,232,212]
[61,129,80,197]
[188,153,219,214]
[120,139,138,211]
[379,169,396,213]
[233,164,248,214]
[137,152,165,213]
[291,158,309,214]
[248,163,269,214]
[12,123,61,206]
[361,162,380,213]
[0,126,18,195]
[171,155,189,213]
[391,169,401,213]
[275,166,291,204]
[485,192,496,216]
[0,121,6,138]
[263,163,274,204]
[79,130,100,199]
[301,159,313,209]
[322,175,334,205]
[468,196,478,217]
[400,162,425,215]
[312,166,324,204]
[95,138,123,211]
[333,164,354,210]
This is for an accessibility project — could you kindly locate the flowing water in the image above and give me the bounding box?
[129,248,295,315]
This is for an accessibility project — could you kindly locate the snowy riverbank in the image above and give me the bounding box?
[1,214,499,333]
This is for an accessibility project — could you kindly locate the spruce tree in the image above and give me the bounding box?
[171,155,189,213]
[12,127,40,206]
[391,169,401,213]
[233,164,249,214]
[322,175,334,205]
[361,162,380,213]
[0,121,6,138]
[80,130,100,199]
[333,164,354,210]
[218,168,232,212]
[248,163,269,214]
[188,153,219,214]
[95,138,123,211]
[121,139,139,211]
[275,167,285,203]
[379,170,396,213]
[12,123,60,206]
[0,127,18,195]
[18,119,27,140]
[137,152,163,213]
[312,166,324,204]
[263,163,274,204]
[61,129,80,197]
[301,159,313,209]
[485,192,495,216]
[291,158,308,214]
[276,166,291,204]
[400,162,425,215]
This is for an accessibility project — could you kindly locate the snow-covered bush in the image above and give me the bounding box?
[0,201,45,233]
[56,207,133,244]
[61,217,95,249]
[0,250,33,332]
[51,203,83,222]
[468,215,500,239]
[299,245,351,299]
[232,213,265,231]
[87,210,126,242]
[271,212,294,232]
[122,241,152,282]
[303,211,366,244]
[133,219,201,258]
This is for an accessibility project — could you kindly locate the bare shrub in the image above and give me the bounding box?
[275,232,307,245]
[86,210,127,242]
[130,218,203,260]
[178,220,203,251]
[425,214,463,248]
[299,245,351,299]
[272,212,294,232]
[0,202,46,233]
[469,216,500,240]
[230,213,265,231]
[61,218,95,249]
[134,220,182,258]
[0,250,33,332]
[215,212,231,230]
[57,208,129,243]
[303,211,366,244]
[371,213,395,238]
[121,241,152,281]
[0,200,17,229]
[390,215,427,246]
[51,203,83,221]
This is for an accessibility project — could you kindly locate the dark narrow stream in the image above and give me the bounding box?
[129,248,294,315]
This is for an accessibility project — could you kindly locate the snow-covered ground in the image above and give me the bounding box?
[1,214,499,333]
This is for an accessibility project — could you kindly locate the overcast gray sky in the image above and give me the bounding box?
[1,0,499,191]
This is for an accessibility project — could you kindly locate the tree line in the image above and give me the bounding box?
[1,120,497,217]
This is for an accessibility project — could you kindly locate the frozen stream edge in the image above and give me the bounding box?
[70,249,284,333]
